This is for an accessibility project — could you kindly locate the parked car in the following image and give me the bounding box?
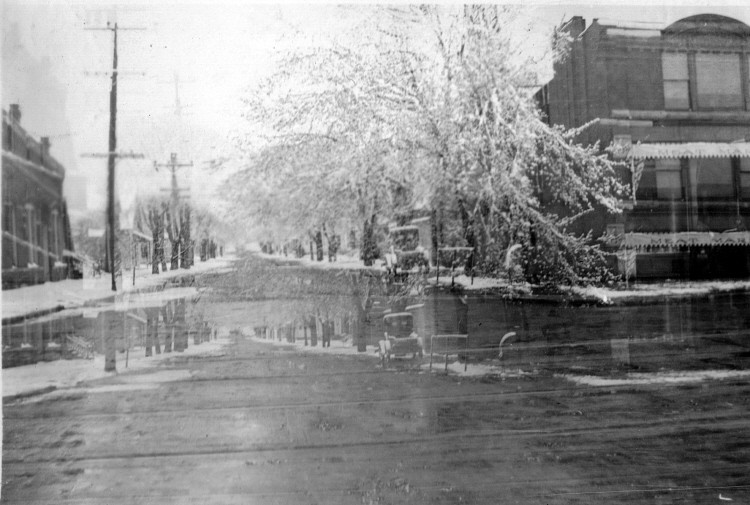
[378,312,423,366]
[383,225,430,275]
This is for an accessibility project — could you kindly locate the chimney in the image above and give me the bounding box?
[41,137,51,156]
[9,104,22,123]
[564,16,587,38]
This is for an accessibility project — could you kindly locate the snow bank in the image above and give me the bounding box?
[2,256,236,321]
[429,360,532,378]
[258,251,382,272]
[560,369,750,387]
[1,337,232,399]
[250,334,378,358]
[570,280,750,304]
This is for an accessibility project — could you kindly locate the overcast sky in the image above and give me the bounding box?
[3,1,749,217]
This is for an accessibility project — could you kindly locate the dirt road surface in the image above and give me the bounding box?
[3,327,749,505]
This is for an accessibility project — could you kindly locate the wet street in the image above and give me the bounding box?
[3,254,750,504]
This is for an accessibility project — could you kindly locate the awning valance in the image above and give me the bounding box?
[622,231,750,249]
[629,142,750,159]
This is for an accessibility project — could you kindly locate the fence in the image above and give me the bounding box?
[429,331,517,372]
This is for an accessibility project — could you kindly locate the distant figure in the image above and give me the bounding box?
[328,235,340,262]
[92,260,102,278]
[322,320,333,347]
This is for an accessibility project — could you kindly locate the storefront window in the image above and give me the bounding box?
[740,157,750,200]
[695,54,743,109]
[635,161,656,200]
[695,158,734,199]
[635,159,682,200]
[655,159,682,200]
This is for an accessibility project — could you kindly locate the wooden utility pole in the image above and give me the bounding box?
[85,21,145,292]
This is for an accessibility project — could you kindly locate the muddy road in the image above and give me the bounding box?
[3,256,750,504]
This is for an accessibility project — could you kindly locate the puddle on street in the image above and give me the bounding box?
[4,260,750,379]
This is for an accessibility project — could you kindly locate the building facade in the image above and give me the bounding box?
[2,105,78,289]
[538,14,750,279]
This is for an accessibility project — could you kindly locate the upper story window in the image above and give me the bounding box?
[662,52,745,111]
[662,53,690,110]
[695,54,743,109]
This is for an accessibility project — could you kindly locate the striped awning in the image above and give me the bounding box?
[622,231,750,249]
[629,142,750,159]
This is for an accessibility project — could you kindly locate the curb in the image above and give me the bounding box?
[2,385,57,404]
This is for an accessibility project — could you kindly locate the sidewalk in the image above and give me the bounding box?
[2,334,233,400]
[1,255,236,323]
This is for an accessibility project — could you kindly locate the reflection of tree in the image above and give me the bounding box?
[160,300,174,352]
[144,307,161,356]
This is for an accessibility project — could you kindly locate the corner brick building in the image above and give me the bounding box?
[538,14,750,279]
[2,105,79,289]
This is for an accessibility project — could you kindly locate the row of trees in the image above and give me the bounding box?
[226,6,626,286]
[72,197,225,277]
[133,195,226,274]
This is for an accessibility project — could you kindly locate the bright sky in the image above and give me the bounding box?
[3,1,749,217]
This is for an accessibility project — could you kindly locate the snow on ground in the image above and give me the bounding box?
[258,251,750,302]
[571,280,750,304]
[250,334,378,358]
[1,256,236,321]
[2,336,232,399]
[433,360,532,378]
[560,369,750,387]
[257,251,382,272]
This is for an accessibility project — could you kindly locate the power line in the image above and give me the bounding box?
[84,21,146,298]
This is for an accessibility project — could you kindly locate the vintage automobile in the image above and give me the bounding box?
[378,312,423,366]
[383,225,430,275]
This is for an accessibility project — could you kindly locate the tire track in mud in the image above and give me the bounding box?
[4,410,748,464]
[5,376,749,419]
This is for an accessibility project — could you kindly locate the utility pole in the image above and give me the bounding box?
[155,153,193,269]
[85,21,145,292]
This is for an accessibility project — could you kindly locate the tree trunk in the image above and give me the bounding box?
[308,315,318,346]
[170,241,180,270]
[161,303,173,352]
[145,307,160,356]
[457,197,476,275]
[150,210,161,274]
[174,298,187,351]
[362,214,378,267]
[431,209,439,268]
[180,206,191,269]
[315,230,324,261]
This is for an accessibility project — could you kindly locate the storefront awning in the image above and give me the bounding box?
[622,231,750,249]
[629,142,750,159]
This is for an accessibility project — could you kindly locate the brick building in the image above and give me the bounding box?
[2,104,79,289]
[538,14,750,279]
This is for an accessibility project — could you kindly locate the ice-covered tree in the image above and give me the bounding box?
[231,5,626,285]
